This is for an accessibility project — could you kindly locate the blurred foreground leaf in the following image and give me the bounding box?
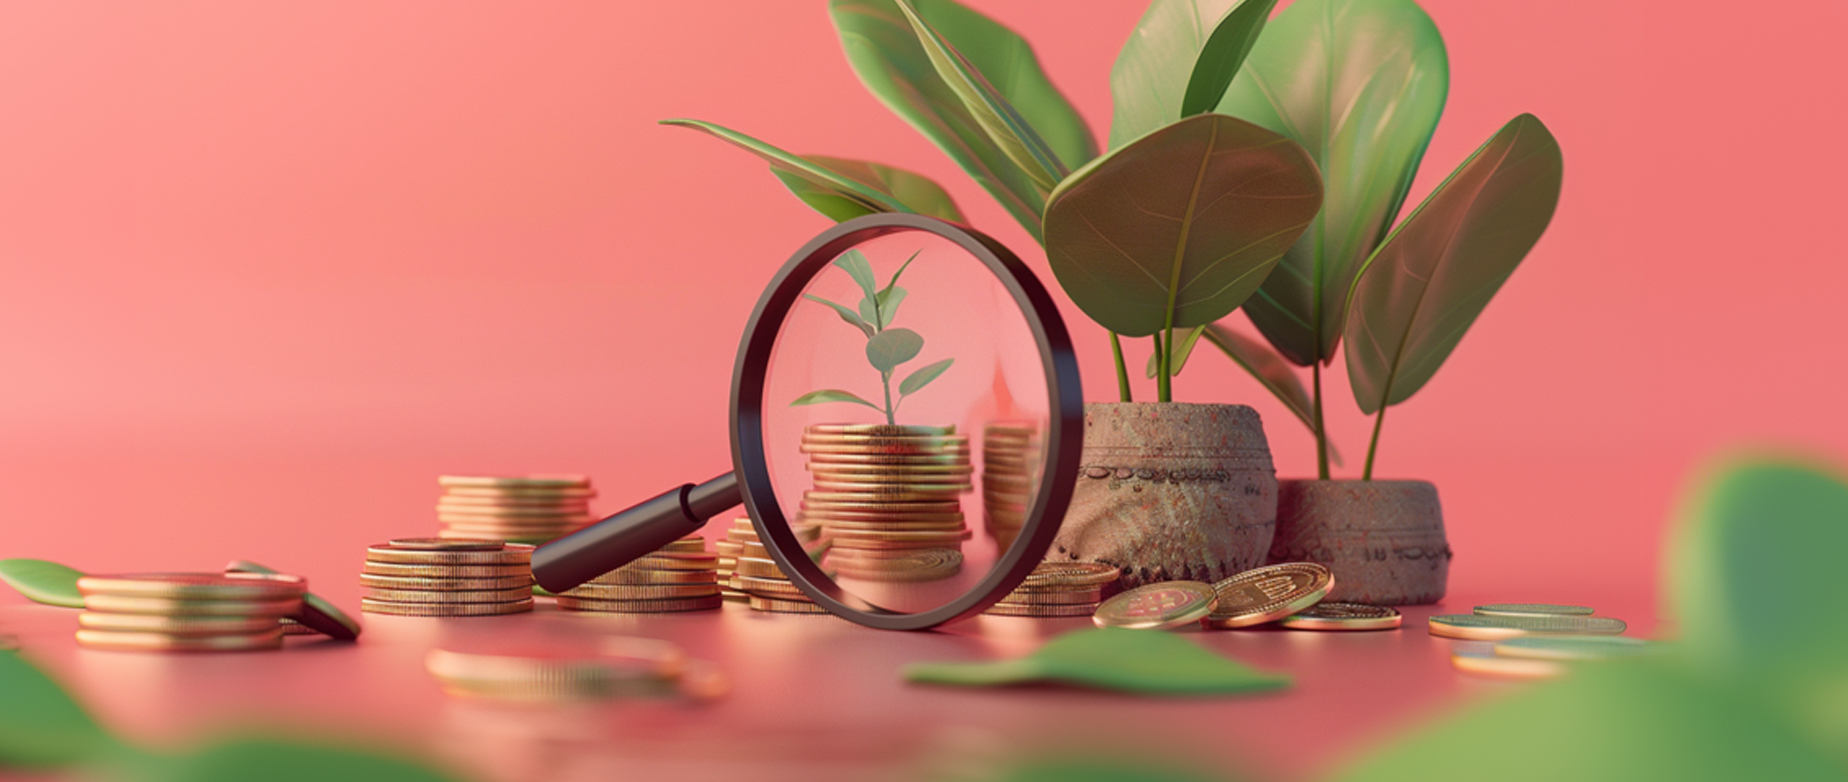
[0,652,114,767]
[904,627,1288,695]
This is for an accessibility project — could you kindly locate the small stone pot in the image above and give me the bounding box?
[1051,402,1277,589]
[1266,479,1451,605]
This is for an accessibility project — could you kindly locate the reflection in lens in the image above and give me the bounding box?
[760,231,1051,615]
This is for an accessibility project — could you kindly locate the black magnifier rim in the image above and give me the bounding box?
[730,213,1083,631]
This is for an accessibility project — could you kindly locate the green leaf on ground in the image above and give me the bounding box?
[0,558,86,608]
[904,627,1290,695]
[0,652,114,768]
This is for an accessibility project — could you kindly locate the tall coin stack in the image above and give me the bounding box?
[361,539,535,616]
[555,535,722,614]
[436,475,596,544]
[981,422,1041,551]
[75,573,307,652]
[799,423,972,581]
[729,519,831,614]
[983,561,1121,618]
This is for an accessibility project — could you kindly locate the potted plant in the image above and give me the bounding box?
[662,0,1328,588]
[1119,0,1562,604]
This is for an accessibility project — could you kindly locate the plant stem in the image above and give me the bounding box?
[1158,327,1173,402]
[881,371,896,426]
[1110,333,1132,402]
[1362,405,1385,480]
[1312,362,1329,480]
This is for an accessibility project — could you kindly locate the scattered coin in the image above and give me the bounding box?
[1474,603,1595,617]
[1093,581,1218,630]
[1280,602,1401,632]
[1203,563,1333,629]
[75,628,284,653]
[1428,614,1628,641]
[1493,635,1656,661]
[1451,644,1566,679]
[984,601,1099,618]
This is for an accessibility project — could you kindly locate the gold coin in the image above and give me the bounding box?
[220,560,363,641]
[1093,581,1218,630]
[1428,614,1628,641]
[436,495,592,508]
[809,466,975,480]
[798,510,966,524]
[75,628,284,653]
[735,558,787,579]
[438,475,589,488]
[560,583,720,600]
[1492,636,1656,661]
[1203,563,1334,629]
[806,423,956,436]
[442,486,596,499]
[77,573,307,601]
[363,586,533,604]
[714,541,744,557]
[82,594,302,617]
[659,538,708,553]
[801,496,963,511]
[1474,603,1595,618]
[77,612,281,635]
[359,574,533,591]
[812,519,968,533]
[280,621,320,636]
[366,542,534,565]
[627,552,719,571]
[1279,602,1402,631]
[436,531,565,545]
[748,596,832,614]
[433,505,589,519]
[554,595,722,613]
[1018,562,1121,589]
[1451,646,1566,679]
[826,528,972,543]
[389,538,503,551]
[984,602,1098,618]
[808,483,971,498]
[733,576,807,598]
[360,597,534,616]
[828,539,966,553]
[804,452,971,466]
[997,587,1104,605]
[426,648,675,702]
[829,548,963,571]
[800,441,970,456]
[802,430,966,442]
[589,568,717,586]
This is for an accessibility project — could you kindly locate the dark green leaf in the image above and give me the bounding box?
[1043,114,1323,337]
[0,558,85,608]
[790,389,883,410]
[1108,0,1241,149]
[1180,0,1278,117]
[0,652,114,767]
[659,119,907,216]
[891,0,1068,190]
[904,627,1290,695]
[803,294,876,339]
[1344,114,1563,413]
[865,328,924,373]
[830,0,1097,240]
[1200,323,1340,466]
[834,249,879,303]
[898,358,953,396]
[1145,325,1207,378]
[1218,0,1449,366]
[771,155,965,222]
[877,249,921,302]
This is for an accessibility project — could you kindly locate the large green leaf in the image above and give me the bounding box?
[1217,0,1449,366]
[1180,0,1278,118]
[830,0,1096,240]
[659,119,912,216]
[891,0,1068,191]
[903,627,1289,695]
[1109,0,1237,150]
[0,652,114,767]
[771,155,965,223]
[1042,114,1322,337]
[0,558,85,608]
[1344,114,1562,413]
[865,328,924,372]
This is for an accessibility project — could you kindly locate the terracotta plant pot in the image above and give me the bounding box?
[1266,479,1451,605]
[1051,402,1277,589]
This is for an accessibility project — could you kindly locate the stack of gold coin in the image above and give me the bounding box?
[436,475,597,544]
[714,518,752,601]
[981,422,1040,551]
[728,520,831,614]
[75,573,307,652]
[799,423,972,581]
[556,535,722,614]
[984,561,1119,617]
[361,539,535,616]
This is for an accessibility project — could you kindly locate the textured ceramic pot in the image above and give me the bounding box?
[1267,479,1450,605]
[1050,402,1277,589]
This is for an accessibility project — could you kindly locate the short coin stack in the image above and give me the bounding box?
[983,561,1119,618]
[361,539,535,617]
[799,423,972,581]
[729,520,831,614]
[75,573,307,652]
[436,475,597,544]
[981,422,1040,551]
[556,535,722,614]
[1204,562,1334,629]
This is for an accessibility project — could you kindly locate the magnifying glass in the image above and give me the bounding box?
[533,213,1082,629]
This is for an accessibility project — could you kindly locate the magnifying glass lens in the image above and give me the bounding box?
[758,231,1051,614]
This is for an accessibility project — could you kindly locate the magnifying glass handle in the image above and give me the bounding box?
[531,472,740,592]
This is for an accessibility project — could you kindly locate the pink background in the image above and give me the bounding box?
[3,0,1847,613]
